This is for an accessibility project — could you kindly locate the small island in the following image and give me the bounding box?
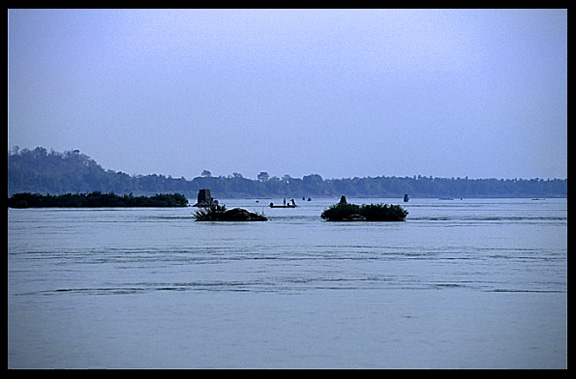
[321,197,408,222]
[7,192,189,208]
[194,205,267,221]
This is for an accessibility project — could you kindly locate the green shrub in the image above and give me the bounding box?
[360,203,408,221]
[320,203,362,221]
[321,202,408,222]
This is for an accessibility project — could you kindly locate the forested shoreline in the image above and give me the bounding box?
[7,192,188,208]
[8,147,567,199]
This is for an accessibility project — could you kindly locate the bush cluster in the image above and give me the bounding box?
[321,202,408,222]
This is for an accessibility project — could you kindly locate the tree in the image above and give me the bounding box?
[7,147,568,198]
[303,174,323,183]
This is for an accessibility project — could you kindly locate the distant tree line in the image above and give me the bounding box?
[7,191,188,208]
[8,147,568,199]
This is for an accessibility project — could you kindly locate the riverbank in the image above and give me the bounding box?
[7,192,189,208]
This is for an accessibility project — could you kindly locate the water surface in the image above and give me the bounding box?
[8,198,567,368]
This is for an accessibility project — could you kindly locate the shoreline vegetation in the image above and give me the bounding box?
[8,147,568,199]
[7,192,189,208]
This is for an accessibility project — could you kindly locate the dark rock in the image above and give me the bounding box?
[193,189,219,207]
[195,206,267,221]
[223,208,267,221]
[224,208,252,221]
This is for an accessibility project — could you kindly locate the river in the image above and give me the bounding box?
[8,197,567,368]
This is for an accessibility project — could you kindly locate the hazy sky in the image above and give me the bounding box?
[8,9,567,180]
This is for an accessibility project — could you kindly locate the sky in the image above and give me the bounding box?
[8,9,567,180]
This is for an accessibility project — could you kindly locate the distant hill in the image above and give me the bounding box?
[7,147,568,198]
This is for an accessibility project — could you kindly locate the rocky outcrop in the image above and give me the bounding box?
[222,208,268,221]
[193,189,219,207]
[194,205,267,221]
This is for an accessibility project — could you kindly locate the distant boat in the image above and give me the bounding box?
[269,198,297,208]
[403,194,409,202]
[269,203,297,208]
[439,197,454,200]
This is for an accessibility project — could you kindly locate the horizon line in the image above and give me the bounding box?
[8,146,568,182]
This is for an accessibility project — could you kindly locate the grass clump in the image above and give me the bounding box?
[194,205,227,221]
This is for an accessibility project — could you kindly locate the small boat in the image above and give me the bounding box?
[269,203,297,208]
[269,199,297,208]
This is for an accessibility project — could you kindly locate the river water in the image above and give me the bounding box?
[7,197,567,368]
